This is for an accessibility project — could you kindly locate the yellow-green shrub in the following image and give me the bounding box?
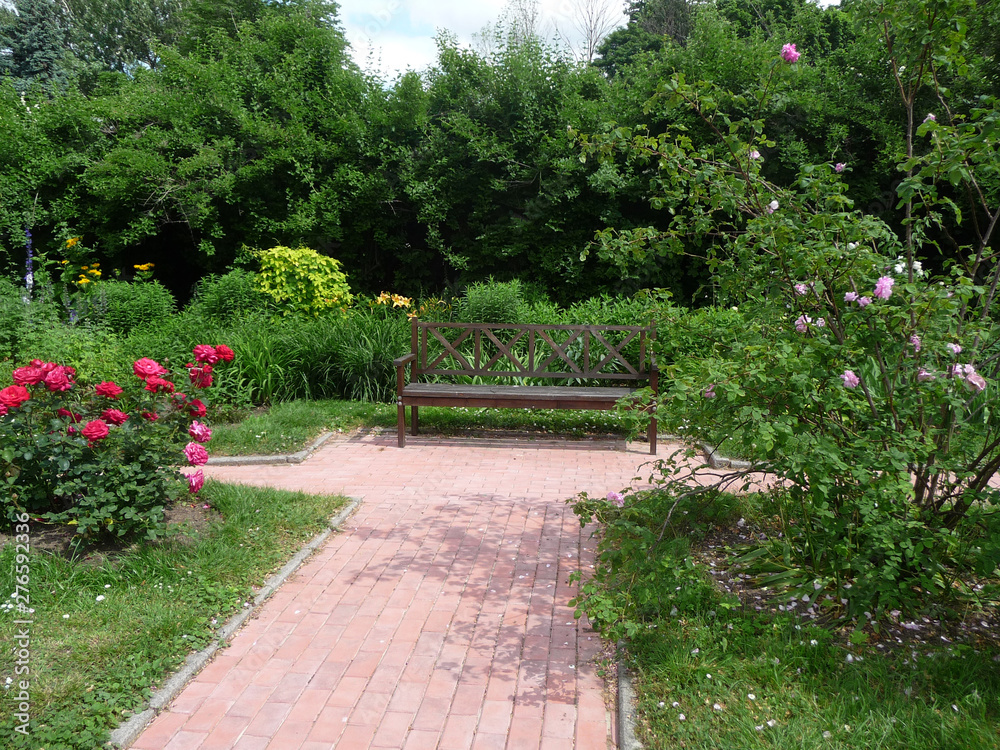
[255,246,352,316]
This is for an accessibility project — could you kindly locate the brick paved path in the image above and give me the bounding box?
[132,431,668,750]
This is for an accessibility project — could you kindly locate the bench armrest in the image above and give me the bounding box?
[393,353,417,368]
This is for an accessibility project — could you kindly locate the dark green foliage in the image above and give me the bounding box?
[92,280,177,335]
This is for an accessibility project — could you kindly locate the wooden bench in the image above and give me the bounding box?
[393,320,658,454]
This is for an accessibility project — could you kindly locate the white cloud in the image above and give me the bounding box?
[338,0,626,79]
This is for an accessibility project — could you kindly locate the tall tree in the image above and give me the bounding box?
[0,0,72,90]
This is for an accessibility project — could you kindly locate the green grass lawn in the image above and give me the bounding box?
[209,397,640,456]
[0,482,346,750]
[627,605,1000,749]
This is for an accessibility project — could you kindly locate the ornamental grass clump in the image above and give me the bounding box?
[0,345,234,547]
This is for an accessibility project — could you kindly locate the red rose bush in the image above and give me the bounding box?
[0,346,233,546]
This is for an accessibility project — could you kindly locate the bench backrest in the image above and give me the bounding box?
[410,321,654,382]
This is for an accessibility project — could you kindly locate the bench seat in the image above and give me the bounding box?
[401,383,642,410]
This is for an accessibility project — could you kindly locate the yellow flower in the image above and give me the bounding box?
[60,260,69,265]
[65,237,80,248]
[81,265,89,271]
[375,292,391,305]
[77,277,90,285]
[88,269,101,277]
[391,294,412,308]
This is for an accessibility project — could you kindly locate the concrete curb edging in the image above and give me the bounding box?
[206,431,337,467]
[699,441,755,470]
[108,497,362,749]
[617,642,643,750]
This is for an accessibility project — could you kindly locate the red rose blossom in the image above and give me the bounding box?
[214,344,235,362]
[141,411,160,421]
[101,408,129,426]
[188,399,207,418]
[188,364,213,389]
[133,358,168,380]
[95,381,124,399]
[0,385,31,409]
[57,408,83,423]
[44,366,75,392]
[193,344,220,364]
[0,404,7,416]
[144,375,175,394]
[81,419,110,443]
[13,366,45,386]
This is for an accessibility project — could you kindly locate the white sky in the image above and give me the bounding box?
[336,0,628,80]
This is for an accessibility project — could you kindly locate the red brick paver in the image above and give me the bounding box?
[132,431,674,749]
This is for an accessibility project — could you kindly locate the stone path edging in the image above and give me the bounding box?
[108,497,362,748]
[206,431,338,467]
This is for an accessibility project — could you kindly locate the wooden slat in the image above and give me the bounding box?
[590,328,640,377]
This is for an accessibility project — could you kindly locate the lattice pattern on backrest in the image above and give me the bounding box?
[413,322,651,381]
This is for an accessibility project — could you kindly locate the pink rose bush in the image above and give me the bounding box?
[781,43,800,63]
[0,344,233,546]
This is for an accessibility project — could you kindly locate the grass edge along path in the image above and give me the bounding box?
[0,482,349,750]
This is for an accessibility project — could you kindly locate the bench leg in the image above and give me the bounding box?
[648,412,657,455]
[411,405,419,436]
[397,400,406,447]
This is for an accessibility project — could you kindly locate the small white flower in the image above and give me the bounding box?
[810,639,818,646]
[678,714,686,721]
[767,719,777,727]
[823,731,832,738]
[104,584,111,589]
[63,614,70,619]
[756,725,765,731]
[672,701,680,708]
[845,654,855,663]
[952,704,959,713]
[706,673,712,679]
[691,648,700,655]
[96,595,105,602]
[713,703,723,711]
[658,702,665,708]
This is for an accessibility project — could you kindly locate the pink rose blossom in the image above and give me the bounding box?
[835,163,845,173]
[816,318,826,328]
[909,335,921,352]
[133,358,168,380]
[188,470,205,494]
[947,343,962,355]
[844,292,859,303]
[794,283,809,296]
[858,296,872,308]
[606,492,625,508]
[184,442,209,466]
[781,43,800,63]
[966,372,987,392]
[749,150,761,160]
[917,368,936,382]
[841,370,860,388]
[703,384,716,399]
[767,199,779,214]
[189,421,212,443]
[873,276,894,299]
[795,315,812,333]
[923,113,936,123]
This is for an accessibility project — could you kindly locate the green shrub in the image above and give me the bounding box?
[457,278,529,324]
[17,322,123,384]
[0,278,53,362]
[188,269,272,323]
[92,280,177,335]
